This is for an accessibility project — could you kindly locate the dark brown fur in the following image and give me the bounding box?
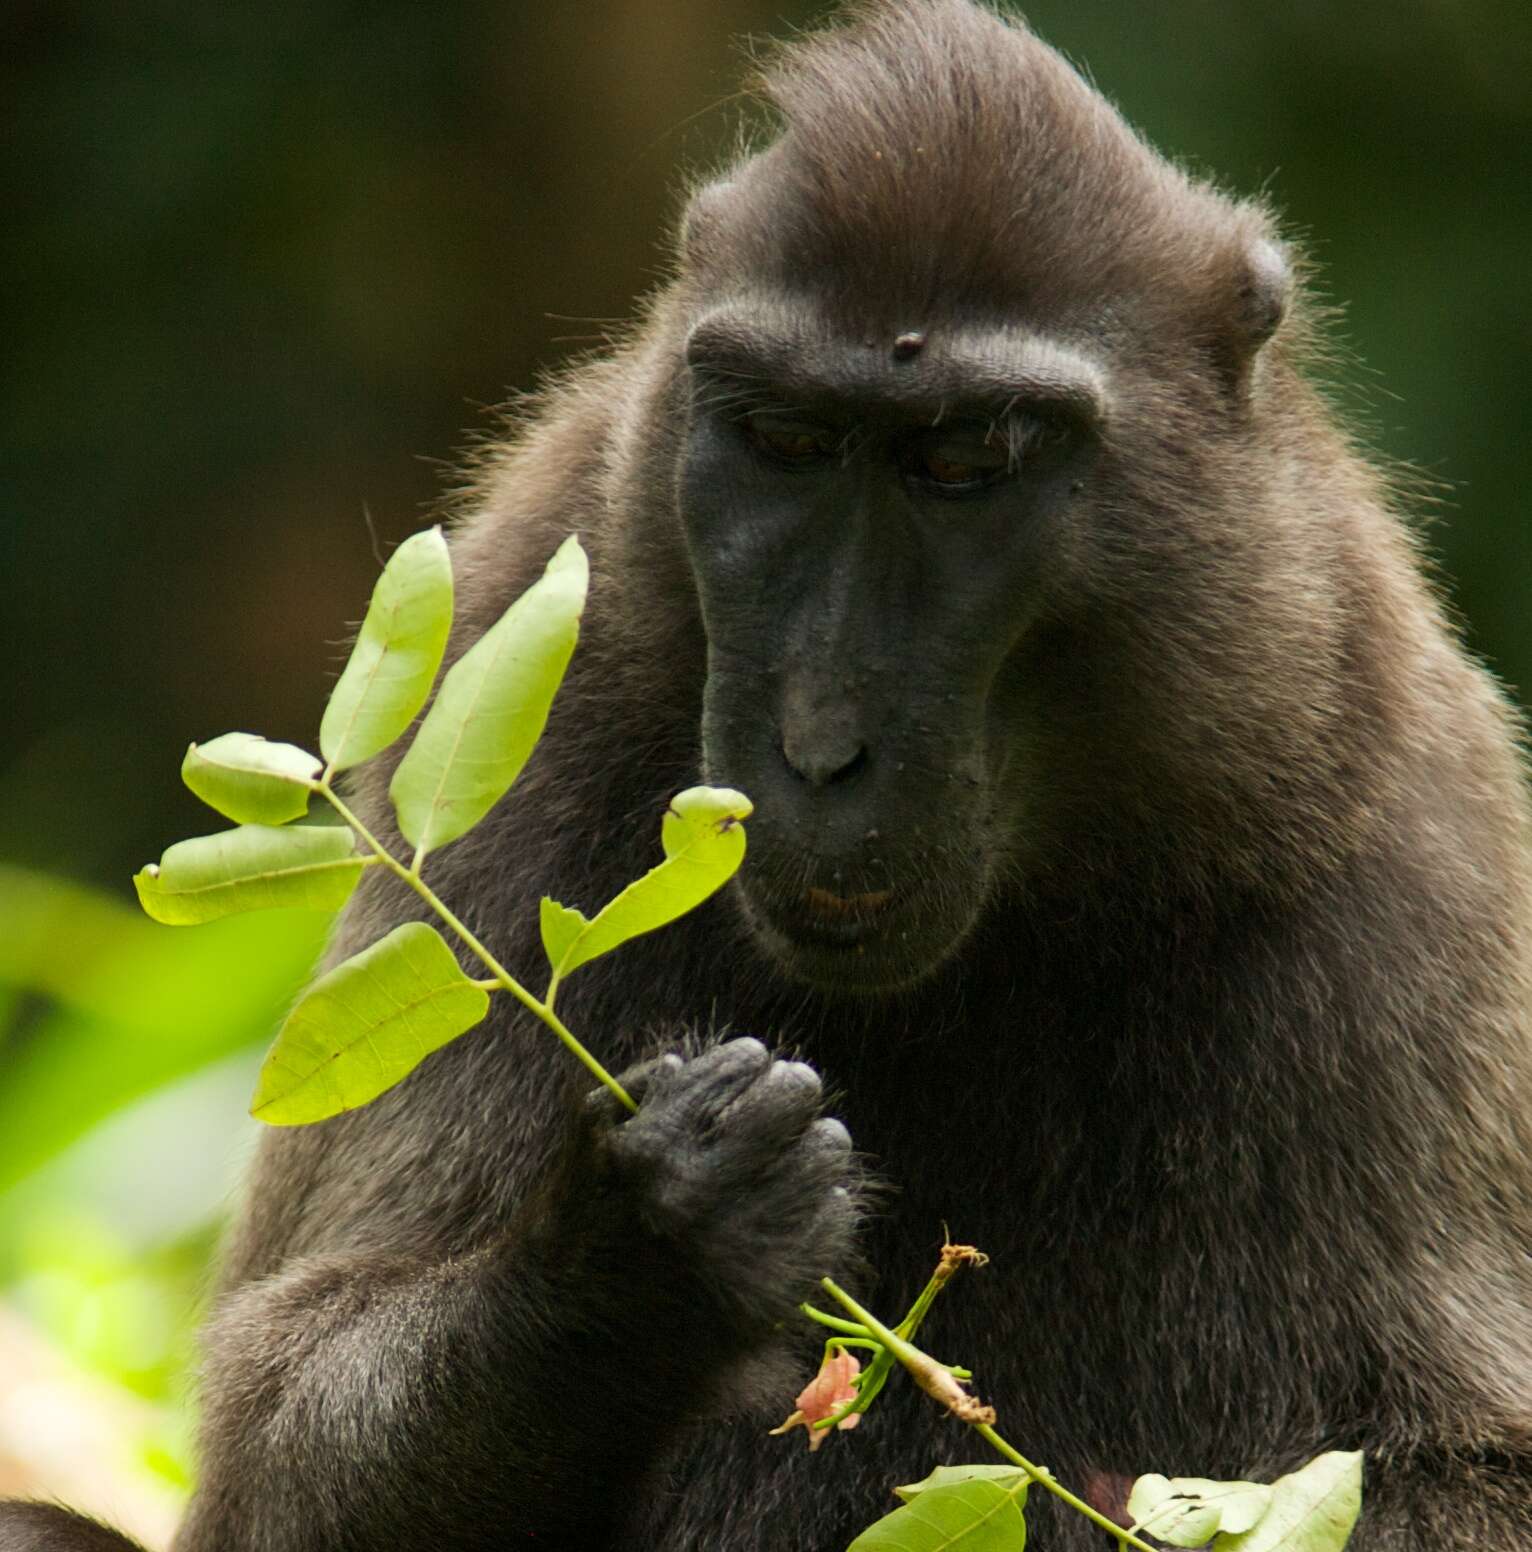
[4,3,1529,1548]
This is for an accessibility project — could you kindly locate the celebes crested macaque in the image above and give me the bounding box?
[6,2,1529,1548]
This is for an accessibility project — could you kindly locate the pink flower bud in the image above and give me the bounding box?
[769,1351,863,1452]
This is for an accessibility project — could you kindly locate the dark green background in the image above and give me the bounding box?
[5,0,1530,895]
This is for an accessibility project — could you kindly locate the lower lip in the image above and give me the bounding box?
[739,889,941,991]
[772,922,933,993]
[788,917,879,950]
[754,894,901,951]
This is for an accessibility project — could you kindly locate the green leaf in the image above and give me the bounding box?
[540,786,752,982]
[250,922,490,1125]
[389,534,588,857]
[134,826,365,924]
[181,732,321,825]
[1135,1492,1223,1546]
[847,1475,1028,1551]
[895,1465,1032,1505]
[1128,1477,1272,1542]
[1128,1472,1281,1546]
[320,526,455,772]
[1216,1453,1362,1552]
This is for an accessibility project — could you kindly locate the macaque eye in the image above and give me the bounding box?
[905,424,1014,493]
[743,413,841,466]
[905,413,1074,494]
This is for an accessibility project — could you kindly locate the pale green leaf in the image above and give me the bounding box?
[1216,1453,1361,1552]
[181,732,321,825]
[1130,1474,1279,1544]
[895,1466,1031,1505]
[1169,1481,1273,1538]
[250,921,490,1125]
[1203,1489,1271,1538]
[1140,1498,1222,1546]
[389,534,588,857]
[1128,1475,1177,1523]
[540,786,752,982]
[539,896,588,969]
[848,1476,1028,1551]
[134,825,365,924]
[320,526,455,772]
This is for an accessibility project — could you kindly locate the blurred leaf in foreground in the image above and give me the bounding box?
[0,865,332,1191]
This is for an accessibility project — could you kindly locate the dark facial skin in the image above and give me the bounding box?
[682,315,1101,990]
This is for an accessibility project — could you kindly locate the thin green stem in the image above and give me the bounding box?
[819,1280,926,1367]
[973,1426,1158,1552]
[319,782,636,1113]
[819,1279,1157,1552]
[894,1268,946,1339]
[799,1303,873,1337]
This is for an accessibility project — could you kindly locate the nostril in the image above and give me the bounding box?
[825,744,868,785]
[780,734,869,787]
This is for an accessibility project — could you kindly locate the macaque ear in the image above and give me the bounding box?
[1213,233,1292,393]
[1237,236,1291,352]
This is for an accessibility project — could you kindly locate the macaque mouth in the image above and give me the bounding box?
[740,873,906,957]
[802,885,895,921]
[772,884,902,953]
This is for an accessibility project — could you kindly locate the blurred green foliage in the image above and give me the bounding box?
[1,0,1527,1499]
[0,866,332,1482]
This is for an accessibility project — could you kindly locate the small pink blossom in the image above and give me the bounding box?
[769,1351,863,1451]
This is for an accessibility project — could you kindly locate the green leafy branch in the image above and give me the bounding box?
[134,528,750,1125]
[131,527,1363,1551]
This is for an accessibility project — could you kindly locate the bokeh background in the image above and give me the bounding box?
[3,0,1529,1537]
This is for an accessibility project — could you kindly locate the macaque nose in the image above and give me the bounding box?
[780,728,869,786]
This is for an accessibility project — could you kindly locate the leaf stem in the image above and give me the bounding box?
[971,1426,1158,1552]
[319,782,636,1113]
[819,1280,942,1373]
[893,1266,948,1339]
[799,1303,873,1337]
